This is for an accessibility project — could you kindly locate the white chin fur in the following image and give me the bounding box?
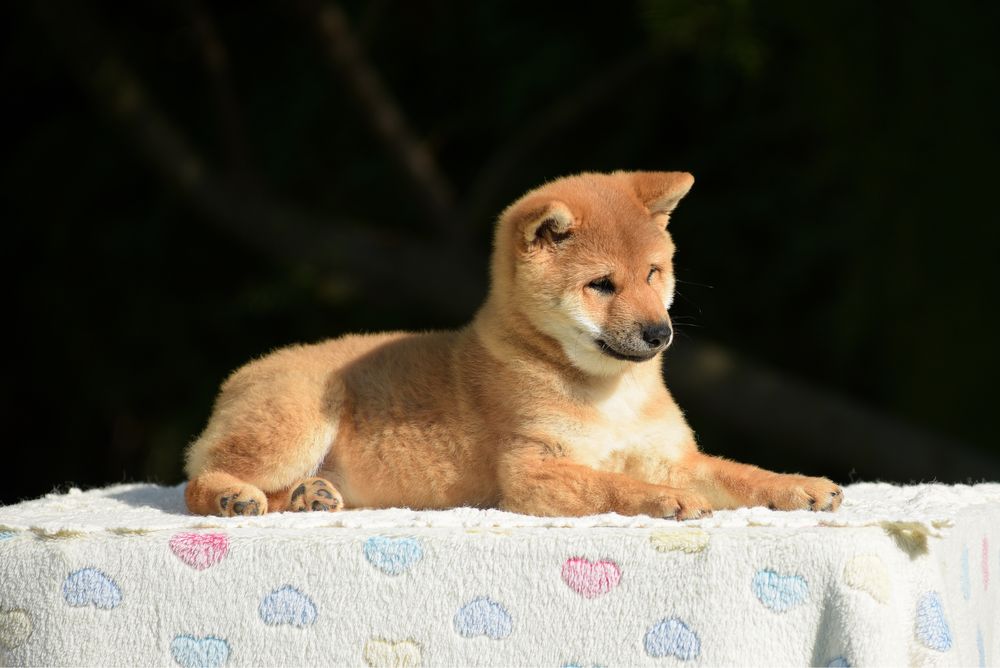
[531,296,633,377]
[564,342,633,376]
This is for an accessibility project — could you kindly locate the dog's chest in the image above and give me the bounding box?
[556,380,689,472]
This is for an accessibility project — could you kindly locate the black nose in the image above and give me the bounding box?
[641,322,673,348]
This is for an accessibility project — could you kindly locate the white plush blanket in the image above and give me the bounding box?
[1,483,998,667]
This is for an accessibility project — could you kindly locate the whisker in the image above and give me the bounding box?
[672,328,695,341]
[676,279,715,289]
[673,289,703,314]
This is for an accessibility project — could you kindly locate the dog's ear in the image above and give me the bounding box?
[627,171,695,226]
[508,198,576,250]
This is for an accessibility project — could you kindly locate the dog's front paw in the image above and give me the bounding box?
[759,474,842,512]
[288,477,344,512]
[675,491,714,520]
[217,486,268,516]
[643,491,713,520]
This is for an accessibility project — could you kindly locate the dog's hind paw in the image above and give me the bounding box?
[289,477,344,512]
[217,486,268,516]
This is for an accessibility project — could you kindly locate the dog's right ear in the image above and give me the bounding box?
[508,198,576,250]
[627,171,695,227]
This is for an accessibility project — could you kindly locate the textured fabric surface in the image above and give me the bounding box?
[0,483,998,666]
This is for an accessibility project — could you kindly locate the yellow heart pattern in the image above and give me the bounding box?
[363,638,422,667]
[650,529,710,554]
[0,609,32,651]
[844,554,890,604]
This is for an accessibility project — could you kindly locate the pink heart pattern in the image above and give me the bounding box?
[169,532,229,571]
[561,557,621,598]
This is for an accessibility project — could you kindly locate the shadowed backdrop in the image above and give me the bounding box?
[4,1,999,505]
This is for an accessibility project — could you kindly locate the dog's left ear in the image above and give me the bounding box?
[626,171,695,226]
[505,197,577,250]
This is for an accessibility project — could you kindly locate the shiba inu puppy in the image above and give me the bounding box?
[184,171,842,518]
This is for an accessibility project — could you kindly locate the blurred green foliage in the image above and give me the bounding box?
[3,1,998,503]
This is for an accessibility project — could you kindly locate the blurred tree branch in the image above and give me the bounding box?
[188,0,255,183]
[309,2,458,236]
[35,3,484,313]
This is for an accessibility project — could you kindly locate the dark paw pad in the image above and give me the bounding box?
[218,490,264,516]
[231,499,260,515]
[288,477,343,512]
[290,484,307,509]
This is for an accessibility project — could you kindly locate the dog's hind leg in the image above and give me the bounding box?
[184,421,340,516]
[183,341,351,516]
[183,405,341,516]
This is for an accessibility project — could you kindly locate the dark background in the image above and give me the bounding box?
[4,1,999,506]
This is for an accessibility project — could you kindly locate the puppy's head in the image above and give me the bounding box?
[491,171,694,376]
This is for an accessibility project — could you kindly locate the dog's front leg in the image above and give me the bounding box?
[498,446,711,519]
[675,452,843,512]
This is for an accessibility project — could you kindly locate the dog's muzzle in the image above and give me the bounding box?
[595,321,672,362]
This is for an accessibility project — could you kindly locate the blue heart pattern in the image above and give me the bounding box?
[62,568,122,609]
[644,617,700,661]
[752,569,809,612]
[915,591,952,652]
[170,635,230,668]
[259,585,318,627]
[454,597,512,639]
[364,536,423,576]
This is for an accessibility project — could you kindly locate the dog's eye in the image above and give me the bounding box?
[587,277,615,295]
[647,267,660,284]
